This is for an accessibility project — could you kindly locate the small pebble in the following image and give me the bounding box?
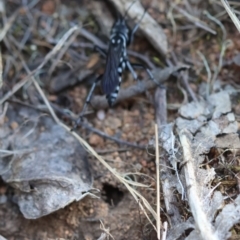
[126,151,132,157]
[115,156,122,162]
[0,186,7,194]
[134,163,142,171]
[97,110,105,121]
[89,134,104,146]
[89,208,94,214]
[0,195,7,204]
[112,151,119,158]
[104,127,114,136]
[10,121,18,130]
[140,160,147,167]
[105,116,122,129]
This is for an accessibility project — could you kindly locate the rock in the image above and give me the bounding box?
[10,121,18,130]
[105,116,122,129]
[0,106,93,219]
[97,110,106,121]
[89,134,104,147]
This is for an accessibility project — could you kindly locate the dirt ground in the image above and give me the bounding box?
[1,0,240,240]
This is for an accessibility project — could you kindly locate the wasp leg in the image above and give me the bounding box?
[71,75,102,131]
[94,46,107,58]
[125,60,139,81]
[130,63,165,89]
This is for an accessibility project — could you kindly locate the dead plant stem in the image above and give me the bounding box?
[155,123,161,239]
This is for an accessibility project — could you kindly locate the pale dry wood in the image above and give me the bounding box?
[179,130,219,240]
[108,0,168,55]
[154,88,181,227]
[162,222,168,240]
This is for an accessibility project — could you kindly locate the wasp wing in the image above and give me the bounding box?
[101,42,123,95]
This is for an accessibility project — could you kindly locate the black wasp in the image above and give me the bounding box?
[74,2,159,128]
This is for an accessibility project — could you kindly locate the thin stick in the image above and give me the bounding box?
[204,10,227,41]
[0,0,39,42]
[0,9,19,41]
[154,88,182,225]
[179,70,198,102]
[155,123,161,239]
[197,51,211,96]
[81,122,146,149]
[8,99,146,150]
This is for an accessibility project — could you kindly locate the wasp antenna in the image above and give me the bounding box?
[139,7,147,22]
[123,0,137,20]
[130,7,147,38]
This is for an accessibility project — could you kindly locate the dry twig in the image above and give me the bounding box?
[8,98,146,150]
[154,87,182,227]
[91,66,187,109]
[81,122,146,150]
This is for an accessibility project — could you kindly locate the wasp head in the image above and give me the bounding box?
[110,17,130,42]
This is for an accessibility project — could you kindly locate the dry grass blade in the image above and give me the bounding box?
[171,3,216,35]
[0,102,8,125]
[0,1,39,41]
[0,25,80,105]
[97,233,107,240]
[0,9,18,42]
[99,220,114,240]
[63,124,158,230]
[197,51,211,96]
[0,148,36,157]
[81,122,146,149]
[0,46,2,89]
[14,52,158,234]
[221,0,240,32]
[155,124,160,239]
[48,30,79,76]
